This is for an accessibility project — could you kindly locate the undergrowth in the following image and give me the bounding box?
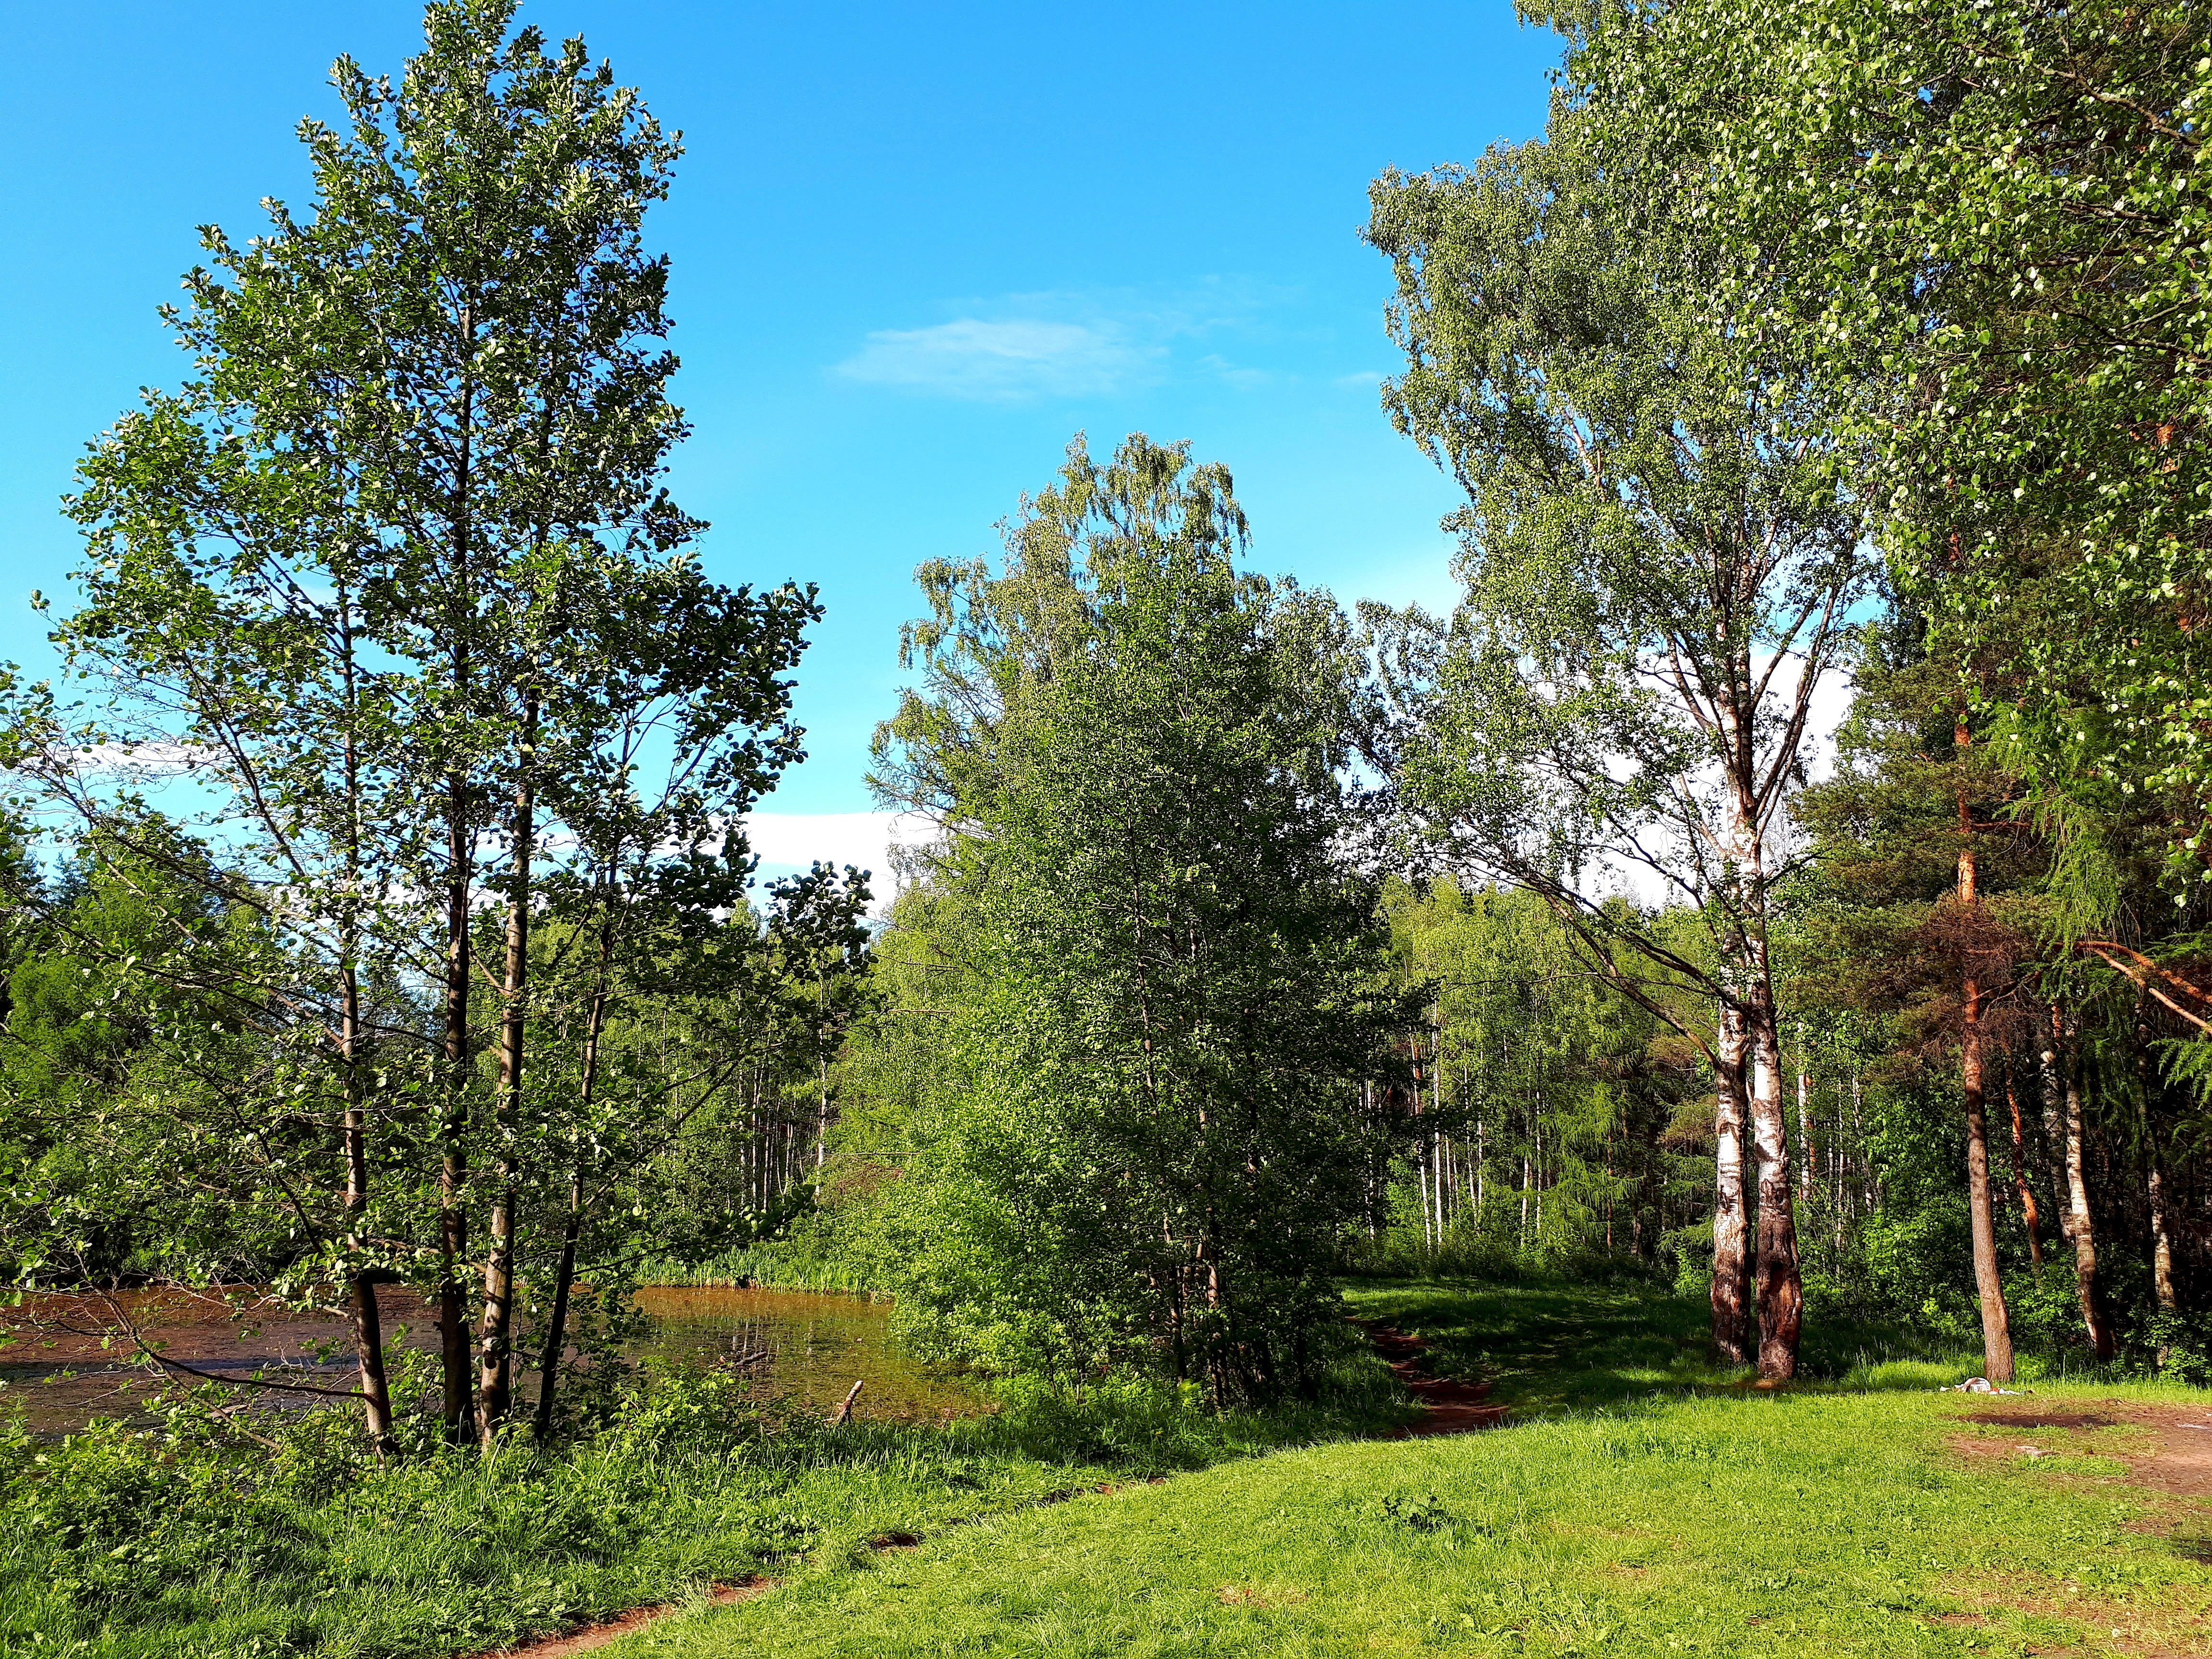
[0,1336,1402,1659]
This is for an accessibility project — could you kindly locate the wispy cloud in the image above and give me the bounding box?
[835,317,1158,401]
[832,281,1296,403]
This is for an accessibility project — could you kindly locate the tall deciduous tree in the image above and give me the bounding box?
[1365,131,1871,1377]
[1555,0,2212,997]
[868,434,1413,1402]
[9,0,815,1445]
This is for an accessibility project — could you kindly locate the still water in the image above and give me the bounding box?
[0,1285,980,1438]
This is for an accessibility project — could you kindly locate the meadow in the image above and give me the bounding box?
[606,1281,2212,1659]
[5,1278,2203,1659]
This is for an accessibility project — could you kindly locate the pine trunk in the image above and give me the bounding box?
[2005,1072,2043,1266]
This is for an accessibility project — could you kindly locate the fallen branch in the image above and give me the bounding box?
[2077,939,2212,1033]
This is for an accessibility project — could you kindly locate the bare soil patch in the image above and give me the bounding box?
[473,1581,772,1659]
[1350,1319,1510,1436]
[1956,1402,2212,1500]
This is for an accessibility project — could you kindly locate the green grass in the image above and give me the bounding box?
[607,1279,2212,1659]
[0,1341,1402,1659]
[10,1279,2206,1659]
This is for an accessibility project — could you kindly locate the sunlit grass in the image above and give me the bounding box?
[620,1278,2212,1659]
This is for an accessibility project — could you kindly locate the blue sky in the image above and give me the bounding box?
[0,1,1555,876]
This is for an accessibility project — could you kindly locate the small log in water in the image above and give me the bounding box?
[830,1380,863,1425]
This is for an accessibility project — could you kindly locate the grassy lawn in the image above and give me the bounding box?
[611,1280,2212,1659]
[0,1350,1401,1659]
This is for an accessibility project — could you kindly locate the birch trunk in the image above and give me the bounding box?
[478,694,537,1441]
[1956,748,2013,1383]
[2056,1006,2115,1358]
[1711,998,1754,1365]
[1748,986,1801,1379]
[2038,1022,2071,1244]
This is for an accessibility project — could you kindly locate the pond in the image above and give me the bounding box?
[0,1284,981,1439]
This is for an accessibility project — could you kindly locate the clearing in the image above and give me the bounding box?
[590,1280,2212,1659]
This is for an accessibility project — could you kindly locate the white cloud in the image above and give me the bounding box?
[740,811,937,907]
[832,280,1296,403]
[834,318,1159,402]
[1197,353,1271,391]
[1334,370,1386,390]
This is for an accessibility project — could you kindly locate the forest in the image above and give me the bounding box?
[0,1,2207,1655]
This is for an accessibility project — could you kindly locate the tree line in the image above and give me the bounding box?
[3,0,2205,1452]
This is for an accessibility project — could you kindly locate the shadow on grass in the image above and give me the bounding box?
[1340,1276,1974,1414]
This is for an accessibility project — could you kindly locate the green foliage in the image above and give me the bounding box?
[1560,0,2211,819]
[858,434,1414,1403]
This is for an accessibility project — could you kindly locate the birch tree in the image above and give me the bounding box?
[6,0,815,1445]
[1365,132,1872,1377]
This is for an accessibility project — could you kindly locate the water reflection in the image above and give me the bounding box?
[1,1284,979,1438]
[634,1286,980,1422]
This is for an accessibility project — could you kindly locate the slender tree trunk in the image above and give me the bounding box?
[437,362,478,1447]
[2038,1019,2072,1244]
[478,694,537,1442]
[1748,985,1801,1379]
[333,597,394,1453]
[340,964,395,1452]
[2005,1071,2044,1267]
[440,769,475,1444]
[2137,1005,2178,1319]
[533,911,615,1441]
[2056,1005,2115,1359]
[1956,745,2013,1383]
[1711,998,1754,1365]
[1796,1030,1814,1206]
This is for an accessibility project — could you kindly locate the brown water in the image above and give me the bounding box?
[0,1284,980,1438]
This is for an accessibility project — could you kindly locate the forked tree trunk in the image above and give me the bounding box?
[1748,987,1801,1379]
[1711,999,1754,1365]
[1956,745,2013,1383]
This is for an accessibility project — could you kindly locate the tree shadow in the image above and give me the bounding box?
[1342,1277,1968,1414]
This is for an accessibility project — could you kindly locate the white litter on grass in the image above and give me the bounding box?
[1939,1377,2025,1395]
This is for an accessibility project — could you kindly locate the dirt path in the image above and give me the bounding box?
[1955,1400,2212,1499]
[1351,1319,1510,1436]
[482,1326,1499,1655]
[474,1582,773,1659]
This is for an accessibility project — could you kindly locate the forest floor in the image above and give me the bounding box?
[595,1279,2212,1659]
